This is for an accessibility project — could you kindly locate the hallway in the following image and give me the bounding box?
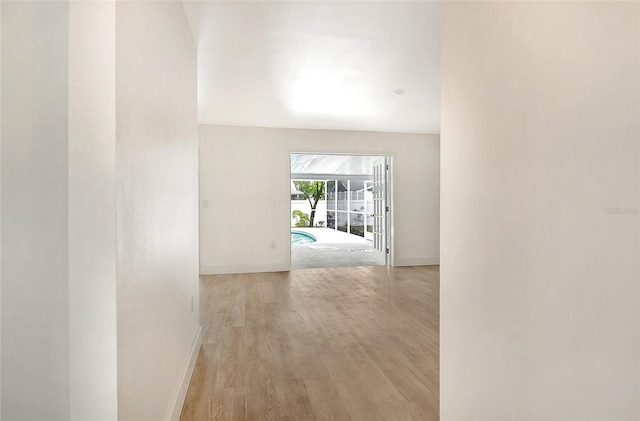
[181,265,439,420]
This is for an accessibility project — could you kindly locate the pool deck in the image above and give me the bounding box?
[291,227,382,270]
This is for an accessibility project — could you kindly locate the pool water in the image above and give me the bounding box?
[291,230,317,244]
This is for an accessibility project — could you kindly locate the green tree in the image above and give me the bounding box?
[293,181,325,227]
[292,210,310,227]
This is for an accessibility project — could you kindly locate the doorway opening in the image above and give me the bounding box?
[289,153,391,270]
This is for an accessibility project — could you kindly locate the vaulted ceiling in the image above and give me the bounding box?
[183,1,440,134]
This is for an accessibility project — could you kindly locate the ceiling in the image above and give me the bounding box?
[290,153,381,178]
[183,1,440,134]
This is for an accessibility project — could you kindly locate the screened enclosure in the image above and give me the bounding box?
[326,179,374,240]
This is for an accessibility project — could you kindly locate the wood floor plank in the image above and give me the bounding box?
[304,376,353,421]
[228,387,247,421]
[345,352,415,419]
[244,275,262,317]
[288,330,330,379]
[245,358,281,421]
[245,320,271,362]
[383,368,439,420]
[180,345,219,420]
[320,352,384,421]
[296,304,343,354]
[224,275,245,327]
[217,327,245,389]
[209,385,234,421]
[182,266,439,421]
[329,331,365,354]
[266,319,323,418]
[272,376,316,421]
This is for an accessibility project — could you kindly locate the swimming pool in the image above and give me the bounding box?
[291,230,317,244]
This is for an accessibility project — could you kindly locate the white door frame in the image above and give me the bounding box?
[288,151,394,269]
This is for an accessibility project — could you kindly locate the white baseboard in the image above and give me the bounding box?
[169,326,202,421]
[200,262,289,275]
[394,256,440,266]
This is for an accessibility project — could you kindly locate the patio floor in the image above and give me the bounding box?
[291,227,383,270]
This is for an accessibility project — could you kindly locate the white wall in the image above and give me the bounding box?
[1,2,70,419]
[1,2,199,419]
[69,1,118,419]
[0,1,3,414]
[199,124,440,274]
[2,2,119,418]
[441,2,640,419]
[116,2,200,420]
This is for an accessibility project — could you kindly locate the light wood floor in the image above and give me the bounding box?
[181,265,439,421]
